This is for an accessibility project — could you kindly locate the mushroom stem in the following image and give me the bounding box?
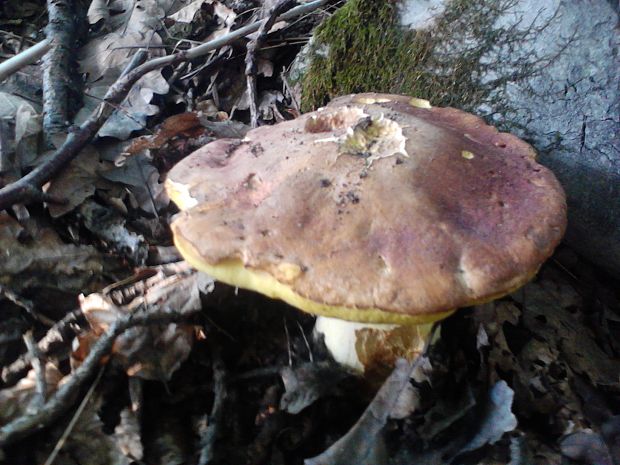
[313,316,434,375]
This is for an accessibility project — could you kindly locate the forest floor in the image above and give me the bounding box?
[0,1,618,464]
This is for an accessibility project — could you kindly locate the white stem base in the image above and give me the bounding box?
[314,316,433,375]
[314,317,398,372]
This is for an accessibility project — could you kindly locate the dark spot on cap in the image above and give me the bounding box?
[250,143,264,157]
[346,191,360,204]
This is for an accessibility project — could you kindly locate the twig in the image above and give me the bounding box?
[281,70,300,113]
[283,316,293,366]
[0,290,201,446]
[198,342,228,465]
[23,331,46,407]
[0,119,12,172]
[0,0,328,210]
[43,366,104,465]
[247,385,285,465]
[0,38,52,82]
[296,320,313,362]
[2,309,87,386]
[43,0,77,139]
[230,366,281,383]
[0,284,56,326]
[245,0,296,127]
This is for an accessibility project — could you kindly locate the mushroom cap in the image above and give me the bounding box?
[166,93,566,324]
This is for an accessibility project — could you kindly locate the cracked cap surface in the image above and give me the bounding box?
[166,93,567,324]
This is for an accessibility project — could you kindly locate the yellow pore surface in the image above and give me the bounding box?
[173,231,454,325]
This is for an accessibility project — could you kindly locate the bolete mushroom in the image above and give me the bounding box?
[165,93,566,375]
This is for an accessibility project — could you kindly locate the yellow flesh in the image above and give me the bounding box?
[174,232,454,325]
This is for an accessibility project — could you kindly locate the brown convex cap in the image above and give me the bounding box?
[166,93,567,324]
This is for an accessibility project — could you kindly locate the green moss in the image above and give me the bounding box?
[300,0,522,113]
[300,0,422,111]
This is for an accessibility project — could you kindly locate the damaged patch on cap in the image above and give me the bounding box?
[409,97,432,108]
[341,114,408,164]
[313,107,408,167]
[305,106,367,133]
[166,92,567,324]
[353,96,393,105]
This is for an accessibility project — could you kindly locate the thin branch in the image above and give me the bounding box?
[0,287,200,446]
[43,0,77,139]
[198,342,228,465]
[0,0,328,211]
[23,331,46,406]
[245,0,297,127]
[43,366,105,465]
[2,309,87,386]
[0,118,11,171]
[0,38,52,82]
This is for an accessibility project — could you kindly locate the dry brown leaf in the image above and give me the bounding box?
[168,0,210,23]
[45,145,114,217]
[515,279,620,388]
[98,154,169,214]
[473,301,520,374]
[123,112,205,155]
[75,269,210,380]
[0,364,63,424]
[279,362,348,414]
[114,408,143,461]
[79,32,165,83]
[0,212,102,294]
[257,57,274,77]
[75,68,169,140]
[389,382,420,420]
[39,394,133,465]
[305,359,413,465]
[87,0,168,32]
[0,92,41,162]
[14,102,40,145]
[560,431,614,465]
[0,92,38,120]
[205,1,237,40]
[78,0,171,139]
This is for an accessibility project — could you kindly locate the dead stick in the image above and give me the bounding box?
[23,331,46,406]
[43,367,104,465]
[0,306,197,446]
[245,0,297,127]
[2,309,87,386]
[0,0,328,210]
[43,0,77,139]
[198,342,228,465]
[0,38,52,82]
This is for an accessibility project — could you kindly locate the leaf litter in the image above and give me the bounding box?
[0,1,618,464]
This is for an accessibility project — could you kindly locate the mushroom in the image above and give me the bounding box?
[165,93,566,375]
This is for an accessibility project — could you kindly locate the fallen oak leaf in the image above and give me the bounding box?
[0,364,63,425]
[279,361,349,414]
[45,144,113,218]
[304,358,413,465]
[122,112,206,157]
[451,380,518,459]
[75,265,213,381]
[0,0,329,210]
[560,431,614,465]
